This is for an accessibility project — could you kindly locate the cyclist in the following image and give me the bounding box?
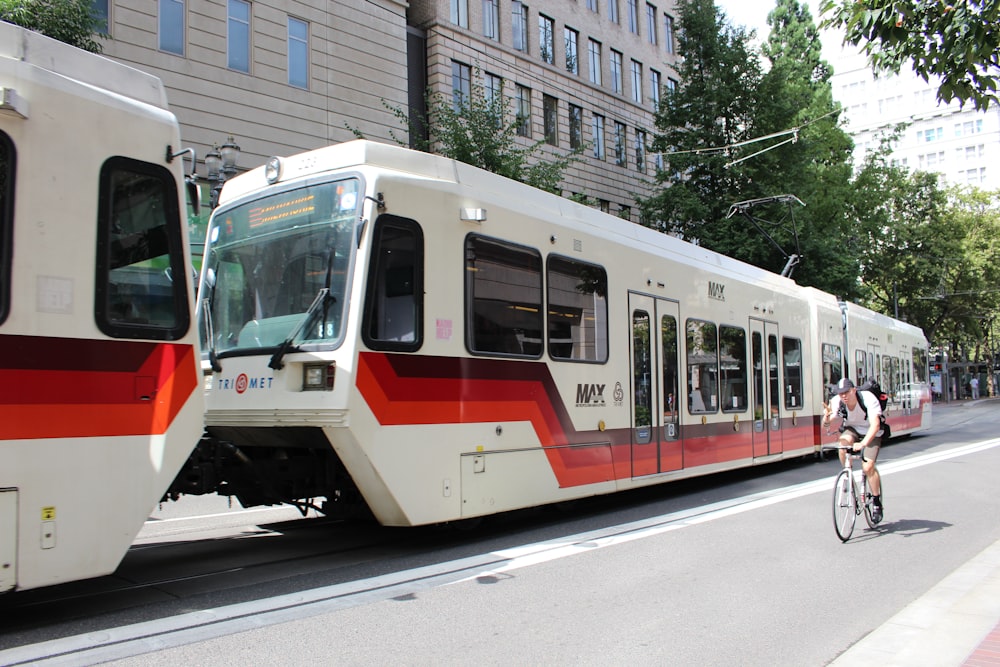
[822,378,884,523]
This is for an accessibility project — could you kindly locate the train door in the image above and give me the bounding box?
[750,319,783,458]
[867,344,881,385]
[629,294,683,476]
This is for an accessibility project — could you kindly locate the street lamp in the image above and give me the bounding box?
[206,135,241,209]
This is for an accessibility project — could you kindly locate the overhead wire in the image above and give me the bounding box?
[657,108,841,165]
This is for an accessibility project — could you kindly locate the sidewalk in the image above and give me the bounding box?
[831,398,1000,666]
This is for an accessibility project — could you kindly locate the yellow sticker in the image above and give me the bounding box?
[41,506,55,521]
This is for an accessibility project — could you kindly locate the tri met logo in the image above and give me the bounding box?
[216,373,275,394]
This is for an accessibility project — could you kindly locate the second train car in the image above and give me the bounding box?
[170,140,931,525]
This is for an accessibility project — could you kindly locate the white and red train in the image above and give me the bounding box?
[0,23,203,592]
[171,139,931,527]
[0,23,931,594]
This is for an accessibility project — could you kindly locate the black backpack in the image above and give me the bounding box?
[838,378,891,440]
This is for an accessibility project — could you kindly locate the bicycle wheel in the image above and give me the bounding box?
[864,474,884,529]
[832,469,856,542]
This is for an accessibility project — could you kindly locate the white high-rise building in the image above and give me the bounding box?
[827,42,1000,190]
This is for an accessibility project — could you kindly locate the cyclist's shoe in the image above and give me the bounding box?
[872,501,883,524]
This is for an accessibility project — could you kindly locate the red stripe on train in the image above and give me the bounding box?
[356,352,617,487]
[0,335,199,440]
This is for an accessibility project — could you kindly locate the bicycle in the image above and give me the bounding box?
[827,443,885,542]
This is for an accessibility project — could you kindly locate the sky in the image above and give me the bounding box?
[713,0,848,60]
[714,0,776,40]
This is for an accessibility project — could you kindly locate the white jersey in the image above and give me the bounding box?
[831,390,883,433]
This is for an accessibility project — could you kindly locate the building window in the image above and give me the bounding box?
[592,114,606,160]
[650,69,661,109]
[484,72,503,104]
[635,129,647,173]
[569,104,583,149]
[614,121,627,167]
[666,77,677,94]
[543,94,559,145]
[452,60,472,110]
[627,0,639,34]
[565,27,579,74]
[539,15,554,64]
[158,0,185,55]
[586,0,598,11]
[92,0,110,34]
[512,1,528,52]
[610,50,623,94]
[483,0,499,40]
[588,39,602,85]
[465,235,542,358]
[608,0,619,24]
[451,0,469,28]
[288,17,309,89]
[227,0,251,73]
[516,85,531,137]
[664,14,675,53]
[646,3,657,45]
[630,60,642,103]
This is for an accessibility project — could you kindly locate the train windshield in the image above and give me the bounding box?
[201,178,360,359]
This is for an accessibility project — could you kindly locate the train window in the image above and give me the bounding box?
[752,332,764,421]
[855,350,866,385]
[822,343,843,398]
[362,215,423,352]
[686,319,717,414]
[0,131,12,324]
[95,156,189,340]
[768,334,780,418]
[913,347,928,383]
[662,314,679,424]
[782,337,803,408]
[633,310,652,435]
[547,255,608,362]
[465,234,543,357]
[719,325,747,413]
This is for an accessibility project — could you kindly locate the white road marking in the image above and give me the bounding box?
[3,438,998,667]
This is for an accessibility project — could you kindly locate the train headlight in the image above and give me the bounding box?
[303,362,335,391]
[265,156,283,184]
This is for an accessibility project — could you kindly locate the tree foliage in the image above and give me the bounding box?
[640,0,858,297]
[819,0,1000,110]
[0,0,104,52]
[352,72,579,195]
[640,0,762,251]
[848,139,1000,357]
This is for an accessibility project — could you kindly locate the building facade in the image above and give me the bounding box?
[828,45,1000,191]
[96,0,679,219]
[409,0,680,217]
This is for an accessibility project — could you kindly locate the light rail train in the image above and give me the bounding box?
[171,139,931,525]
[0,23,203,592]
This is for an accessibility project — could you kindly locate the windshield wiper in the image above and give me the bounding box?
[202,297,223,372]
[268,287,335,370]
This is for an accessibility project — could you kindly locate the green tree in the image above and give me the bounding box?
[641,0,859,296]
[846,138,1000,356]
[0,0,104,52]
[819,0,1000,110]
[353,71,579,195]
[752,0,858,297]
[640,0,763,257]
